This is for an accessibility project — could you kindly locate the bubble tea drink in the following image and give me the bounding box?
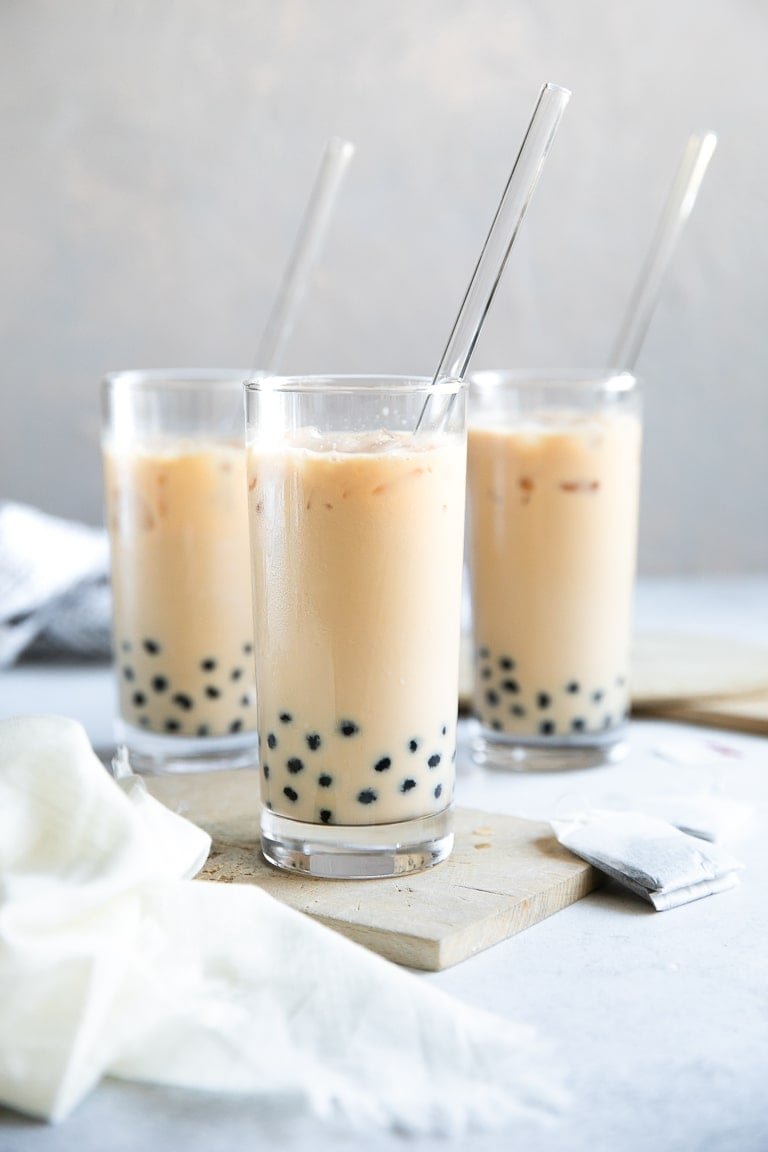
[467,371,642,770]
[102,370,258,773]
[246,375,467,877]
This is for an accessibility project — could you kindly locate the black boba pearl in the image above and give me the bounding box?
[491,719,503,731]
[152,676,168,693]
[164,718,181,733]
[122,666,135,682]
[499,656,515,670]
[172,693,193,711]
[566,681,580,694]
[592,689,605,704]
[537,693,551,709]
[240,695,252,707]
[408,738,419,753]
[266,801,273,810]
[400,779,417,793]
[486,689,500,707]
[441,725,447,736]
[480,667,492,680]
[501,679,519,694]
[451,748,456,762]
[283,786,298,802]
[204,685,221,699]
[540,720,555,736]
[427,753,441,768]
[604,715,614,729]
[279,712,292,724]
[306,733,322,751]
[200,658,217,672]
[243,642,253,654]
[572,718,585,732]
[320,809,332,824]
[434,783,443,799]
[143,639,160,655]
[339,720,359,737]
[511,705,526,718]
[374,756,392,772]
[138,715,150,728]
[263,763,270,779]
[267,732,277,750]
[121,640,131,653]
[287,757,304,774]
[132,691,146,707]
[357,788,377,805]
[478,646,490,659]
[230,719,243,734]
[231,668,243,681]
[318,773,333,787]
[197,725,209,737]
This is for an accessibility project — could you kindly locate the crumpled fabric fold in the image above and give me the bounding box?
[0,714,565,1135]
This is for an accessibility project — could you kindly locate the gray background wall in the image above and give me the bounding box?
[1,0,766,574]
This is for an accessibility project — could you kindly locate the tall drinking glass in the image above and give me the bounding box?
[466,371,642,771]
[245,375,467,877]
[102,370,258,774]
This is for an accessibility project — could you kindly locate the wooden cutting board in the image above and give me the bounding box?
[638,689,768,736]
[147,771,597,972]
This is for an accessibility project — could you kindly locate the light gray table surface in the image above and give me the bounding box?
[1,576,767,1152]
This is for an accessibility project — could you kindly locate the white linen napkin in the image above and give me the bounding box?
[0,501,112,666]
[0,715,564,1134]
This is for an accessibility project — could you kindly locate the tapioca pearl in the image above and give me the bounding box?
[318,773,333,787]
[265,800,273,810]
[121,640,132,653]
[338,720,360,737]
[306,733,322,751]
[263,762,270,779]
[122,666,135,682]
[138,715,150,728]
[434,783,443,800]
[152,675,169,693]
[485,689,500,707]
[408,738,420,753]
[164,718,181,733]
[230,667,243,681]
[511,704,526,718]
[230,719,243,734]
[603,715,614,729]
[480,667,492,681]
[267,732,277,750]
[143,638,161,655]
[374,756,391,772]
[566,681,580,694]
[540,720,555,736]
[198,725,210,737]
[279,712,292,724]
[537,692,551,709]
[357,788,377,805]
[451,748,457,762]
[243,642,253,654]
[441,725,447,736]
[572,718,585,732]
[200,658,217,672]
[477,646,490,660]
[287,757,304,774]
[400,778,417,793]
[320,809,332,824]
[491,719,503,732]
[499,656,515,671]
[427,753,441,769]
[592,689,605,704]
[172,693,193,711]
[240,694,254,708]
[132,691,147,707]
[283,786,299,802]
[204,685,221,700]
[501,679,519,694]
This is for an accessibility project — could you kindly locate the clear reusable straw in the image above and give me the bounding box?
[253,136,355,373]
[416,82,571,432]
[609,131,717,371]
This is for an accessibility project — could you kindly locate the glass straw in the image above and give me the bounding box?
[254,136,355,372]
[610,131,717,371]
[416,82,571,432]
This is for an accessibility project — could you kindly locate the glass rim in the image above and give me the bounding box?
[244,373,465,397]
[102,369,251,392]
[469,369,638,394]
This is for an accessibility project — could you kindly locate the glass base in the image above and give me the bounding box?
[260,806,454,879]
[116,720,259,775]
[472,724,630,773]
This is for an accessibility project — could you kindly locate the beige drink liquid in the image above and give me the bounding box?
[103,440,256,739]
[467,410,642,742]
[247,430,466,826]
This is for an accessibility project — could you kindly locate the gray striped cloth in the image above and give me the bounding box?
[0,501,112,666]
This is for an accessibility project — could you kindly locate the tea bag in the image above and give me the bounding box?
[551,809,744,911]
